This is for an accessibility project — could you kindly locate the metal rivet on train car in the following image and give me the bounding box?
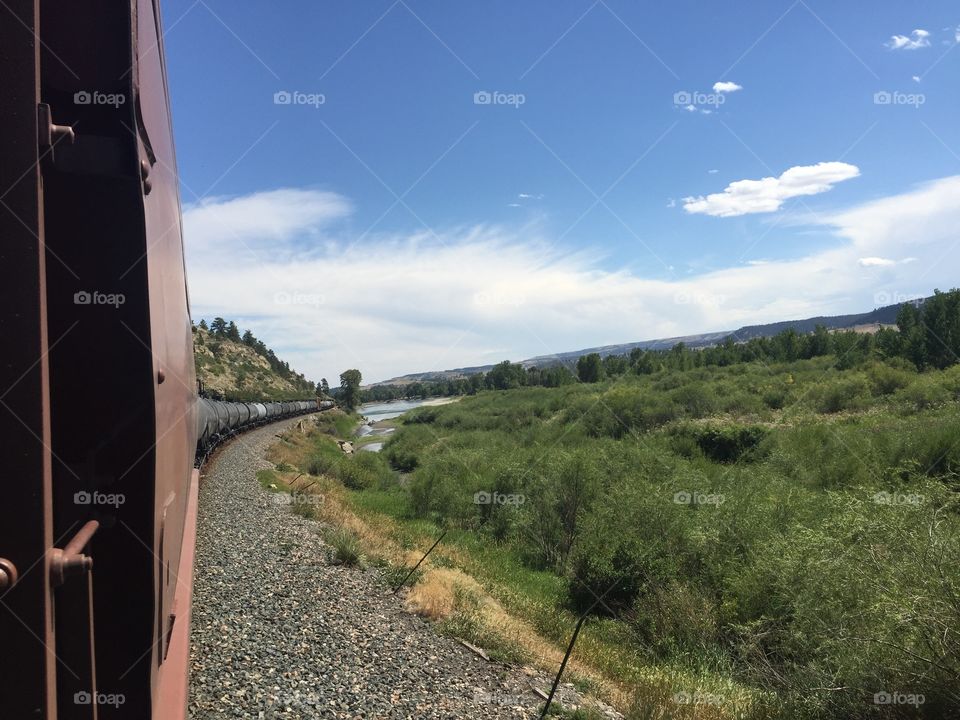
[0,558,19,591]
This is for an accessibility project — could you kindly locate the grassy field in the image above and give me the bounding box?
[267,356,960,719]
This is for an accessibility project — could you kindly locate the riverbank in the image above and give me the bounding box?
[355,396,462,451]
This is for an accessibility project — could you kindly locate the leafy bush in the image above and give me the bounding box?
[866,361,913,395]
[336,451,393,490]
[674,423,769,463]
[896,375,950,412]
[307,454,335,476]
[812,376,870,413]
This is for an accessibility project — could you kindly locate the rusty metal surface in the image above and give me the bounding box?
[1,1,329,716]
[0,2,58,719]
[134,2,197,716]
[153,468,199,720]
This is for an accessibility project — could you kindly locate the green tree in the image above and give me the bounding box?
[198,318,208,330]
[897,302,927,369]
[486,361,526,390]
[577,353,603,383]
[210,317,227,337]
[226,321,241,342]
[806,324,832,358]
[918,290,960,369]
[242,329,256,346]
[468,373,485,394]
[339,369,363,410]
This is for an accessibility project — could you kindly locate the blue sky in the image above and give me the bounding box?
[165,1,960,382]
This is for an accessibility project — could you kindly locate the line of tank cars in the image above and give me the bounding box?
[195,398,336,462]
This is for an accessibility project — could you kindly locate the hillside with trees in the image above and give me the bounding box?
[193,318,322,401]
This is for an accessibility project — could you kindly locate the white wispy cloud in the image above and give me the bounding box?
[858,257,896,267]
[713,81,743,93]
[185,176,960,383]
[683,162,860,217]
[185,188,350,250]
[887,29,931,50]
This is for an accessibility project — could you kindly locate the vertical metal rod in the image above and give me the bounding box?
[391,529,448,594]
[538,580,619,719]
[539,612,587,719]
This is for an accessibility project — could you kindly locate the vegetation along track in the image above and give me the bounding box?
[188,416,617,719]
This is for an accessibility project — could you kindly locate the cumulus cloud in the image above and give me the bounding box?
[713,81,743,93]
[185,176,960,382]
[683,162,860,217]
[887,29,931,50]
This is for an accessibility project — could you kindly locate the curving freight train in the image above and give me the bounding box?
[0,1,329,718]
[195,398,335,464]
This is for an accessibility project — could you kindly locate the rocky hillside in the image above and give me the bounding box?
[193,321,318,401]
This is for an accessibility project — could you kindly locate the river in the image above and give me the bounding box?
[356,397,458,451]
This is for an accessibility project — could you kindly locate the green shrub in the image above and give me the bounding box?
[866,362,913,395]
[812,376,870,413]
[896,376,950,412]
[307,454,335,476]
[336,451,392,490]
[675,423,769,463]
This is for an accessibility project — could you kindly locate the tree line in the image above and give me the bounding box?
[344,289,960,402]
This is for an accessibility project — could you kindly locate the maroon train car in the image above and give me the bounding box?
[0,1,198,717]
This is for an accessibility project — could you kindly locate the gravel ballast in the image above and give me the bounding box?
[188,417,621,719]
